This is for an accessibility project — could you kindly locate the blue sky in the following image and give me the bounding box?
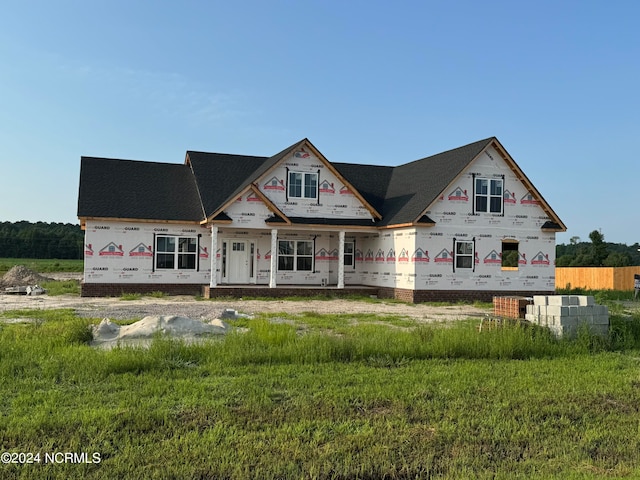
[0,1,638,245]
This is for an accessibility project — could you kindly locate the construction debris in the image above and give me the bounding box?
[0,266,52,295]
[0,265,53,288]
[4,285,47,295]
[220,308,252,320]
[91,315,232,349]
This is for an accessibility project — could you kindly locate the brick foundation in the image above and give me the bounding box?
[378,287,554,304]
[81,283,204,297]
[81,282,554,304]
[203,286,378,299]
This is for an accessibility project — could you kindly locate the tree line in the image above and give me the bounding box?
[0,221,83,259]
[556,230,640,267]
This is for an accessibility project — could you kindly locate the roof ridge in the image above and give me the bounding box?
[333,161,394,169]
[186,150,269,159]
[81,156,186,166]
[396,137,495,168]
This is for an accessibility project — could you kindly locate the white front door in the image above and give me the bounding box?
[228,240,249,283]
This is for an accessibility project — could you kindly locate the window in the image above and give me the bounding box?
[475,178,503,214]
[178,237,197,269]
[344,241,354,267]
[288,171,318,199]
[249,243,255,278]
[455,240,474,269]
[278,240,313,271]
[222,242,227,277]
[501,240,519,270]
[156,236,175,269]
[156,236,197,270]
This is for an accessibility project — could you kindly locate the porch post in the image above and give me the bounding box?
[338,230,345,289]
[209,225,218,288]
[269,228,278,288]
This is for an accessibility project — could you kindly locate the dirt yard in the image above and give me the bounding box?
[0,266,487,322]
[0,292,488,322]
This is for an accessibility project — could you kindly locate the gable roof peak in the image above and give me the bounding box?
[204,136,382,222]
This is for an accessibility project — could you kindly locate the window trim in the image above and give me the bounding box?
[221,241,227,278]
[278,239,314,272]
[155,235,198,271]
[454,239,474,271]
[288,171,318,200]
[344,241,355,268]
[475,177,504,214]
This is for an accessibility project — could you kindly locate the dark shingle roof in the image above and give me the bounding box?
[77,157,204,221]
[541,221,563,231]
[79,136,559,230]
[332,163,393,215]
[380,137,494,225]
[187,141,304,218]
[334,138,493,226]
[187,151,267,217]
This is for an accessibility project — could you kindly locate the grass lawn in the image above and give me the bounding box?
[0,258,82,296]
[1,307,640,479]
[0,258,83,276]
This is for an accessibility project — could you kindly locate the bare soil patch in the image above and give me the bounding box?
[0,292,487,323]
[0,265,53,287]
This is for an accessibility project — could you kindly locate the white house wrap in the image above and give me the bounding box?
[77,137,565,301]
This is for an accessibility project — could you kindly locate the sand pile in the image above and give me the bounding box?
[91,315,231,349]
[0,265,53,287]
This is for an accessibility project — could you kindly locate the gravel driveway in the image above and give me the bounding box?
[0,293,487,322]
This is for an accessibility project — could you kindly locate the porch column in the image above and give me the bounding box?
[338,230,345,289]
[209,226,218,288]
[269,228,278,288]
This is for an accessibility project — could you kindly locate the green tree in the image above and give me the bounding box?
[602,252,631,267]
[0,221,83,259]
[555,254,573,267]
[588,230,608,266]
[556,235,640,267]
[502,249,519,268]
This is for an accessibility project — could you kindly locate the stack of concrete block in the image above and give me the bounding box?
[525,295,609,338]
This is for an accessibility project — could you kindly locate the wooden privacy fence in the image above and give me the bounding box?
[555,266,640,291]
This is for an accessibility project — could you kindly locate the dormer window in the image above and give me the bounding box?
[288,171,318,199]
[475,178,503,214]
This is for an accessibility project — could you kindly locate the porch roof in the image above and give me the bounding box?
[275,217,377,227]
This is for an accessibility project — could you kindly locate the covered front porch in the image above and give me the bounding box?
[208,224,375,289]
